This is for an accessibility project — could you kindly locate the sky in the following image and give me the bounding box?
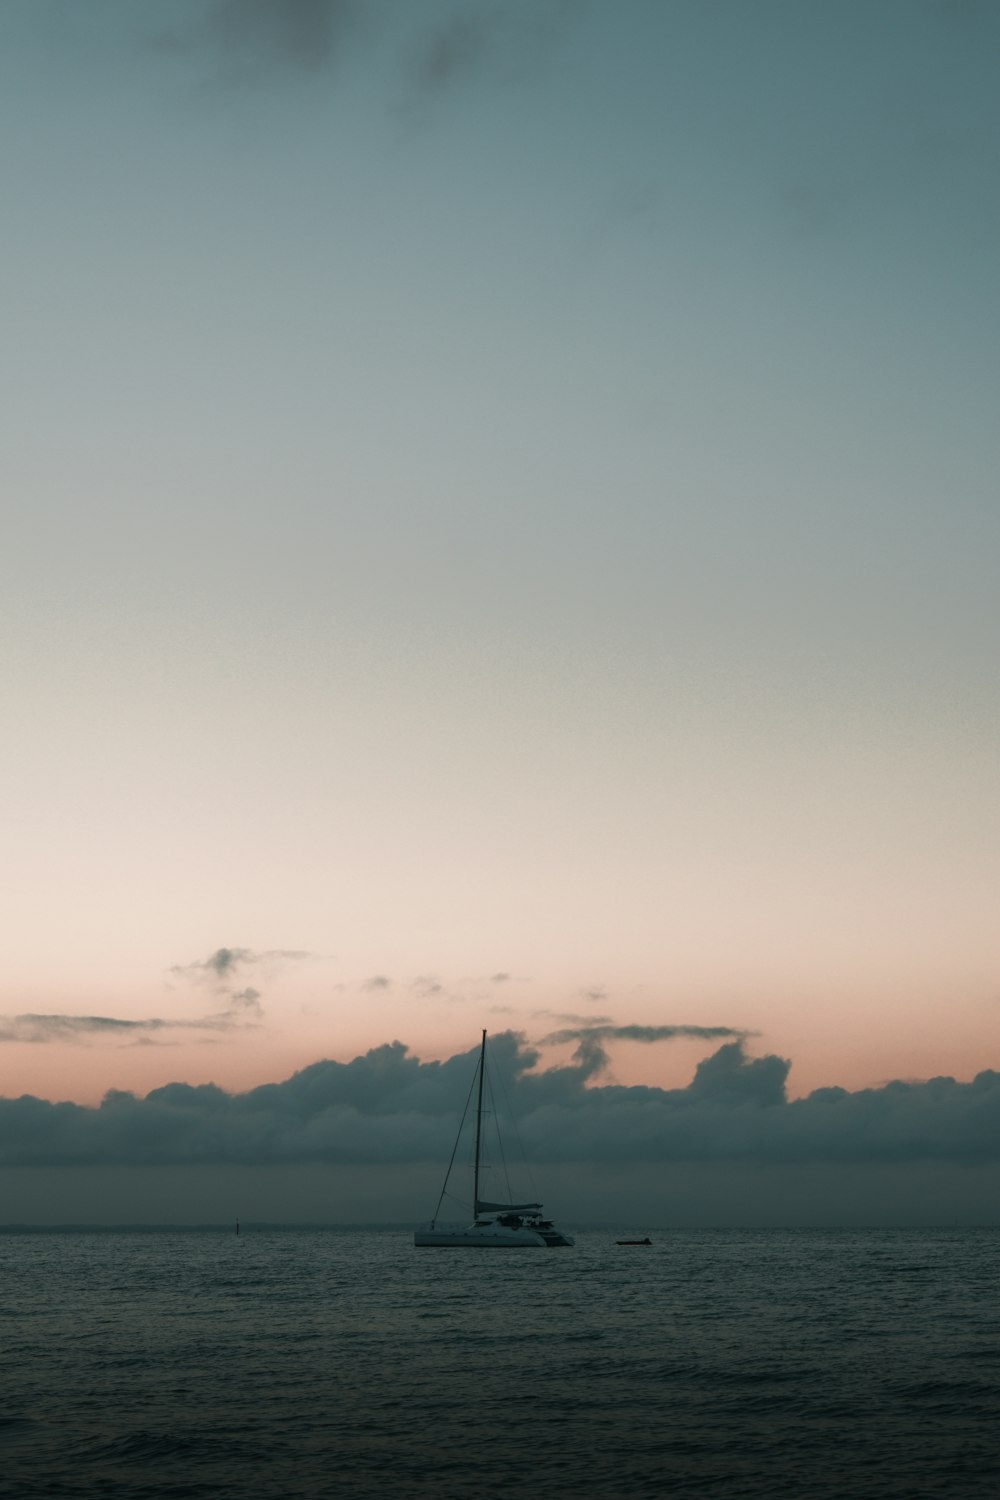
[1,1,998,1223]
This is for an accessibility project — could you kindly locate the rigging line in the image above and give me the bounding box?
[431,1060,480,1223]
[492,1043,540,1206]
[484,1060,514,1206]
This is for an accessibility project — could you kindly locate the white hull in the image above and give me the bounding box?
[414,1222,547,1248]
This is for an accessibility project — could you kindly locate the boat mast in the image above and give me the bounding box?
[472,1029,487,1216]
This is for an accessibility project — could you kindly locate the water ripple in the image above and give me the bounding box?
[0,1227,998,1498]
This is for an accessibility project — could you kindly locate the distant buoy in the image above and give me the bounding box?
[236,1218,240,1236]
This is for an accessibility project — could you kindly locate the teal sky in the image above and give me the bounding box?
[1,1,998,1120]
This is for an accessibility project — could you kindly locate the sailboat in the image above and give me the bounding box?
[414,1030,575,1248]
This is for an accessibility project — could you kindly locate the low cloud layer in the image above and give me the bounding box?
[0,1015,180,1044]
[0,1011,251,1044]
[0,1032,997,1170]
[543,1024,752,1046]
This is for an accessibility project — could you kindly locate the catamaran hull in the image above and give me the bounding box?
[414,1224,548,1247]
[414,1222,575,1247]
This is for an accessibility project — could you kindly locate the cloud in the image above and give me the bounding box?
[0,1015,166,1043]
[0,1013,235,1045]
[405,1,582,98]
[163,947,312,1032]
[170,947,311,984]
[148,0,581,105]
[0,957,282,1043]
[206,946,254,978]
[170,947,250,983]
[227,988,264,1018]
[411,7,498,94]
[210,0,357,67]
[542,1023,753,1046]
[363,975,392,991]
[536,1022,755,1083]
[411,975,443,998]
[533,1010,614,1026]
[0,1033,997,1170]
[154,0,361,78]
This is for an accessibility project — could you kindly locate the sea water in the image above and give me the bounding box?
[0,1227,997,1499]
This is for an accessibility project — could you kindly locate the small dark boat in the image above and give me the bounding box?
[616,1237,652,1245]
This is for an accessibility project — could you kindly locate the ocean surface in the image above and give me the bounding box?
[0,1227,997,1499]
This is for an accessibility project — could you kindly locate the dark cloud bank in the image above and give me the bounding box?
[2,1032,997,1173]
